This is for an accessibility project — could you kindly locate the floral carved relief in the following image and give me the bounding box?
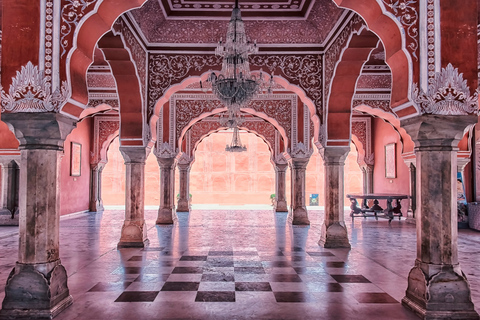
[87,73,117,88]
[60,0,97,58]
[352,98,393,114]
[380,0,419,61]
[148,54,222,118]
[413,64,479,115]
[249,55,322,119]
[1,62,69,113]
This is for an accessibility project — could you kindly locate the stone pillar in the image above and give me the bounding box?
[157,156,177,224]
[360,164,374,194]
[274,158,288,212]
[176,157,192,213]
[89,162,105,213]
[319,146,351,248]
[0,160,19,224]
[403,159,417,224]
[117,147,149,248]
[289,157,310,225]
[0,113,75,319]
[401,115,478,319]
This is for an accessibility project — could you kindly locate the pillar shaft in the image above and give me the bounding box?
[177,162,191,212]
[157,157,176,224]
[289,157,310,225]
[118,147,149,248]
[274,163,288,212]
[89,163,105,212]
[361,165,374,194]
[319,146,351,248]
[0,113,74,319]
[0,160,19,223]
[401,115,478,319]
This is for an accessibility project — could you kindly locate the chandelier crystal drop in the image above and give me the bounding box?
[201,0,273,113]
[220,110,247,152]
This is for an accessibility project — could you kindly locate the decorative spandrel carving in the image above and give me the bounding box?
[249,55,322,119]
[60,0,97,58]
[88,99,119,109]
[380,0,419,61]
[413,64,479,116]
[148,54,222,117]
[1,62,69,113]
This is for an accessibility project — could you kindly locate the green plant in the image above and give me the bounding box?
[270,194,276,199]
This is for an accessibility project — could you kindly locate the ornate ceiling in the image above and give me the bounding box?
[128,0,346,45]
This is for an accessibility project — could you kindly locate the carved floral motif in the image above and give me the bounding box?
[88,99,119,109]
[87,73,117,88]
[356,74,392,89]
[250,55,322,118]
[1,62,69,113]
[381,0,419,61]
[60,0,97,57]
[413,64,479,115]
[148,54,222,117]
[352,98,393,114]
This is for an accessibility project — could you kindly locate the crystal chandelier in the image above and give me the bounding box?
[220,110,247,152]
[201,0,273,113]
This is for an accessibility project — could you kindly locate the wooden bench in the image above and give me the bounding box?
[346,193,409,222]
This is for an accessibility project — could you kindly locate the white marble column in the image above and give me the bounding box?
[319,146,351,248]
[89,162,105,213]
[118,146,149,248]
[289,156,310,225]
[401,115,478,319]
[274,159,288,212]
[157,156,177,224]
[0,113,74,319]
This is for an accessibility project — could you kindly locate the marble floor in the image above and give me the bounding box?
[0,209,479,319]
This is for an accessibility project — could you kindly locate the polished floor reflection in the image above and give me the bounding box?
[0,209,479,319]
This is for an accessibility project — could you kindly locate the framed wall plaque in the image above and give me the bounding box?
[385,143,396,178]
[70,142,82,177]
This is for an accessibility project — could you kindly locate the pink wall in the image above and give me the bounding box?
[60,118,92,215]
[372,118,409,195]
[0,121,19,149]
[102,131,364,207]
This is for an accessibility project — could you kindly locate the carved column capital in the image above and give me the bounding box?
[120,146,151,164]
[319,146,350,165]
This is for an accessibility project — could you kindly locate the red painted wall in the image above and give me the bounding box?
[372,118,409,195]
[60,118,92,215]
[0,121,19,149]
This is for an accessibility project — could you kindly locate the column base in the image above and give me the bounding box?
[275,200,288,212]
[117,220,148,248]
[402,261,479,320]
[89,201,104,213]
[288,207,310,225]
[176,199,190,213]
[319,222,351,248]
[0,208,18,226]
[405,209,416,224]
[157,207,177,225]
[0,261,73,320]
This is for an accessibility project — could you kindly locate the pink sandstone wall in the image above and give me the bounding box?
[60,118,92,215]
[372,118,410,195]
[102,131,363,207]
